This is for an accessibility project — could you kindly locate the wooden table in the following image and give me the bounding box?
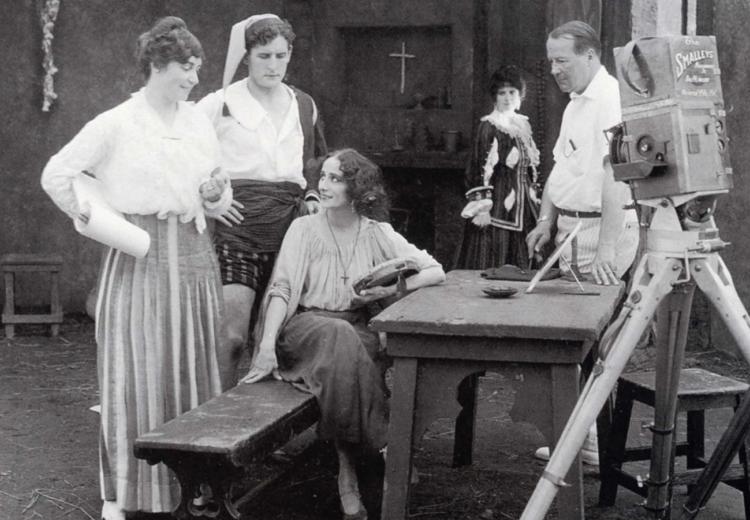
[370,270,625,520]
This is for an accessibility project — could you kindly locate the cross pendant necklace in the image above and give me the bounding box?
[326,214,362,284]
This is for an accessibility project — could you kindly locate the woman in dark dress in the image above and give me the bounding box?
[453,65,541,269]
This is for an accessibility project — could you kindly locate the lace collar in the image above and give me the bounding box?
[481,110,532,140]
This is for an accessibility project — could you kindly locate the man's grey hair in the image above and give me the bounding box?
[549,20,601,57]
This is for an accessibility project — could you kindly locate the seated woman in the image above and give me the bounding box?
[243,148,445,519]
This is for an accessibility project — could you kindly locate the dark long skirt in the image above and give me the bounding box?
[276,309,388,453]
[453,223,531,270]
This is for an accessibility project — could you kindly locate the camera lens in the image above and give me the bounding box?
[637,135,655,157]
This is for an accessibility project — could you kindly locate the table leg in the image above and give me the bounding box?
[550,364,584,520]
[382,358,418,520]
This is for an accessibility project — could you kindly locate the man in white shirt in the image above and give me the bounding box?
[526,21,638,286]
[197,15,327,390]
[527,20,639,466]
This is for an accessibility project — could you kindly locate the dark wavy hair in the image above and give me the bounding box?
[136,16,204,79]
[321,148,390,221]
[548,20,601,57]
[489,65,526,99]
[245,17,295,50]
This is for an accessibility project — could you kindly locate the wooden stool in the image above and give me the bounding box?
[599,367,750,517]
[1,254,63,338]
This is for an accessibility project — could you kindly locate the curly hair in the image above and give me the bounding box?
[489,65,526,99]
[245,17,295,50]
[135,16,204,79]
[322,148,390,221]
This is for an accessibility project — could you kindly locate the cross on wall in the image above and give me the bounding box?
[388,42,415,94]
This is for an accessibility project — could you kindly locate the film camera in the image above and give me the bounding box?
[610,36,732,202]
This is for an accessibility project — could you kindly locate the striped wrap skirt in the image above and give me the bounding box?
[95,214,223,513]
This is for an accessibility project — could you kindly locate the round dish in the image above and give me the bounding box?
[482,285,518,299]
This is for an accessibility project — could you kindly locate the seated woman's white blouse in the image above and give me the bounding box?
[268,216,441,312]
[41,89,226,233]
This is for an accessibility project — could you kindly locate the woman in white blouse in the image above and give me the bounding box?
[41,17,233,520]
[243,149,445,519]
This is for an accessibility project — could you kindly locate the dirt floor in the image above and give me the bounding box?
[1,316,748,520]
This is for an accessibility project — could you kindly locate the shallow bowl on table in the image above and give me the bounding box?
[482,285,518,298]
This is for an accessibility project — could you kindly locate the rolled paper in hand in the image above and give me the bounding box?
[73,174,151,258]
[74,201,150,258]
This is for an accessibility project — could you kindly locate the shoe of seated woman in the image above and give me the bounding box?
[340,491,368,520]
[342,508,368,520]
[533,445,599,466]
[534,425,599,466]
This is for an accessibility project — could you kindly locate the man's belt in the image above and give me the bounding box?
[556,207,602,219]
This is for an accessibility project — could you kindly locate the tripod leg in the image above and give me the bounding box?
[679,389,750,519]
[675,255,750,518]
[520,256,684,520]
[691,256,750,364]
[646,283,696,518]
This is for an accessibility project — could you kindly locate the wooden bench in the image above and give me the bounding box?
[134,380,319,519]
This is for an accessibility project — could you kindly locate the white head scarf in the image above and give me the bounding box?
[222,13,281,89]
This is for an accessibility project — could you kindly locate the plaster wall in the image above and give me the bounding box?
[631,0,682,38]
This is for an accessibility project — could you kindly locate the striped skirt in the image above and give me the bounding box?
[95,214,223,513]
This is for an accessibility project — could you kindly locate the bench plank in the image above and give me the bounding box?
[137,380,316,453]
